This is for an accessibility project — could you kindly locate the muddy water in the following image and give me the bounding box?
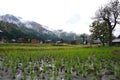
[0,55,120,80]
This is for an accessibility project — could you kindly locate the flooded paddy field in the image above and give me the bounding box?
[0,44,120,80]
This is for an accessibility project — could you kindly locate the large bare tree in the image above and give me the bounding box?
[95,0,120,46]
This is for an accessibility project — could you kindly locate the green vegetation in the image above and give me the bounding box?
[0,21,59,42]
[0,44,120,80]
[0,21,31,39]
[90,21,109,46]
[95,0,120,46]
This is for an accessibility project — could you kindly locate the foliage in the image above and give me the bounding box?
[0,21,59,42]
[90,21,109,46]
[118,35,120,38]
[0,44,120,80]
[80,33,89,44]
[95,0,120,46]
[0,21,36,40]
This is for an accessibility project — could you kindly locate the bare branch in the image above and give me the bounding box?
[93,0,120,46]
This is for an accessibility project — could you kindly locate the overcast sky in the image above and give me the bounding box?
[0,0,120,36]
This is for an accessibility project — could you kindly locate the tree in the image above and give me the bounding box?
[90,21,109,46]
[118,35,120,38]
[95,0,120,46]
[80,33,88,44]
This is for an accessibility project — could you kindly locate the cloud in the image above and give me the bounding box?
[113,25,120,36]
[0,8,4,15]
[66,14,80,24]
[0,0,119,36]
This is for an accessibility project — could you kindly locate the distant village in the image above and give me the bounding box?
[0,29,120,46]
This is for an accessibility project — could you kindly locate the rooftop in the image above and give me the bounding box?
[112,39,120,43]
[0,30,3,32]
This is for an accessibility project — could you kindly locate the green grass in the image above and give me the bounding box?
[0,43,120,66]
[0,43,120,79]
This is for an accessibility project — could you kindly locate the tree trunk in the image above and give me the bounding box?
[102,42,105,46]
[101,40,105,46]
[108,28,112,46]
[83,37,85,44]
[100,39,105,46]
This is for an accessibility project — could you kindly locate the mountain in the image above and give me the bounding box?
[0,14,59,41]
[24,21,55,35]
[0,14,84,43]
[53,30,82,43]
[0,14,21,24]
[0,14,53,33]
[0,21,30,40]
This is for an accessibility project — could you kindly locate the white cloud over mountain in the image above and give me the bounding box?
[0,0,119,36]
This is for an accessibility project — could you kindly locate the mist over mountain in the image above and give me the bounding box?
[0,14,82,42]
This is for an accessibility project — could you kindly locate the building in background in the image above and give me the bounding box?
[112,38,120,46]
[31,38,40,44]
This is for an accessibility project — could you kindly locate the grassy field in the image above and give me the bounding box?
[0,43,120,80]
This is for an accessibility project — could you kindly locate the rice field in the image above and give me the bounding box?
[0,43,120,80]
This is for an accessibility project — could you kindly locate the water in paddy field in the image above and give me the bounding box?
[0,54,120,80]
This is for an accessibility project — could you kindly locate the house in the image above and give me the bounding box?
[56,40,65,45]
[93,39,101,44]
[31,38,40,44]
[56,41,62,44]
[17,38,24,43]
[11,39,16,42]
[0,30,3,33]
[45,40,52,43]
[112,38,120,46]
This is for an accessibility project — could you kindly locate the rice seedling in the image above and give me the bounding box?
[0,44,120,80]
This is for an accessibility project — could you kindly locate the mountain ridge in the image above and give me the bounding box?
[0,14,82,43]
